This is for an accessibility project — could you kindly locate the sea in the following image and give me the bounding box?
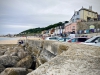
[0,37,20,41]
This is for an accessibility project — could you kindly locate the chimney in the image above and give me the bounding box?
[89,6,92,10]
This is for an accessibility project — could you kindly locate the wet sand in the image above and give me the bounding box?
[0,40,18,44]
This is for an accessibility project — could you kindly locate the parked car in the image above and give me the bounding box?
[67,37,89,43]
[58,37,71,42]
[45,36,61,41]
[81,36,100,47]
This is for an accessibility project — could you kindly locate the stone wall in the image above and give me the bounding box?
[79,32,100,37]
[77,21,100,31]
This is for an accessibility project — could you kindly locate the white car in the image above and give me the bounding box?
[45,36,61,41]
[81,36,100,47]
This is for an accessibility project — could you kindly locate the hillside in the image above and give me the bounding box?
[19,21,68,35]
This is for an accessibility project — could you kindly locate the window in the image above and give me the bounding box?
[95,14,97,17]
[92,13,93,16]
[93,13,96,17]
[97,37,100,42]
[77,12,79,15]
[73,26,75,29]
[67,27,69,30]
[88,12,89,15]
[91,37,99,42]
[88,11,91,15]
[72,19,74,22]
[76,18,79,20]
[71,38,76,42]
[78,38,88,42]
[49,37,56,40]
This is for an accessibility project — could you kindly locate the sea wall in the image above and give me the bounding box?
[77,21,100,31]
[27,40,100,75]
[27,40,69,67]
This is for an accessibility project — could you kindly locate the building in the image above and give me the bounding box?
[65,6,98,34]
[98,14,100,21]
[65,23,77,34]
[65,21,100,34]
[69,6,98,23]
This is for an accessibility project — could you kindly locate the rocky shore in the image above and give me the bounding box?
[0,44,35,75]
[0,39,100,75]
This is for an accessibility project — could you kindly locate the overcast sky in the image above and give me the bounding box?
[0,0,100,35]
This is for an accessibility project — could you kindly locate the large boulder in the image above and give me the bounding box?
[4,47,18,56]
[0,49,7,56]
[4,46,29,59]
[27,40,43,57]
[0,64,5,73]
[38,49,56,64]
[17,51,29,59]
[0,55,19,67]
[27,43,100,75]
[0,68,29,75]
[16,55,34,69]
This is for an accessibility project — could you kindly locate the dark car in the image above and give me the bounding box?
[68,37,89,43]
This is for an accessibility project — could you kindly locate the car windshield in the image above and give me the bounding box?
[58,38,64,40]
[78,38,88,42]
[58,38,70,41]
[85,36,98,43]
[71,37,89,42]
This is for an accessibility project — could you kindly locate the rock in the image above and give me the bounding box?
[17,51,29,59]
[27,40,43,57]
[4,47,17,56]
[0,64,5,73]
[16,55,34,69]
[39,49,56,64]
[0,55,19,67]
[10,52,18,56]
[51,42,69,55]
[42,41,69,55]
[27,43,100,75]
[27,69,33,73]
[0,68,29,75]
[0,49,6,56]
[4,46,29,59]
[58,44,69,54]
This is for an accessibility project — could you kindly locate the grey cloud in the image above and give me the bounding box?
[0,0,100,35]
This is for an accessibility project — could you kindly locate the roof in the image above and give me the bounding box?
[79,8,98,14]
[69,7,98,23]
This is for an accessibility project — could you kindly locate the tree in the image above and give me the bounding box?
[19,21,68,34]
